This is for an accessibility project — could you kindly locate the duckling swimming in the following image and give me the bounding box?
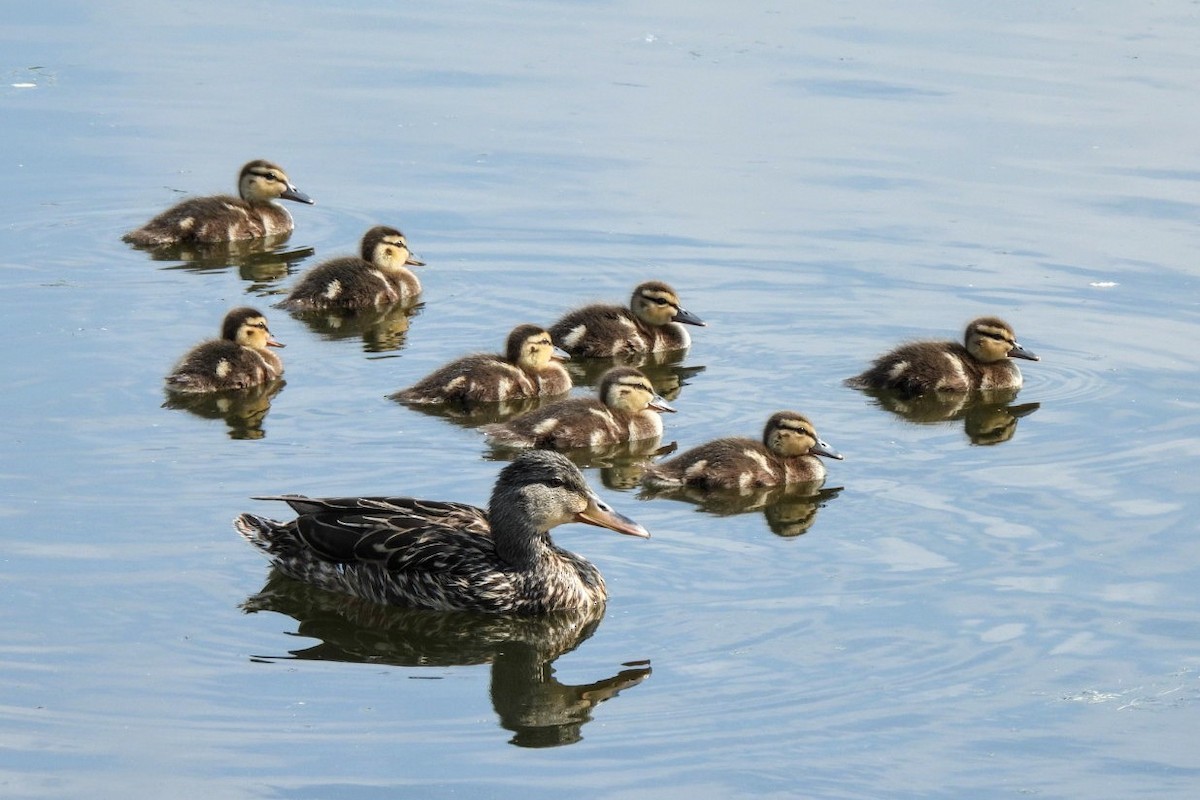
[234,450,650,614]
[642,410,843,490]
[846,316,1039,396]
[391,324,571,405]
[277,226,424,311]
[165,307,284,393]
[484,367,675,450]
[123,159,314,246]
[548,281,705,358]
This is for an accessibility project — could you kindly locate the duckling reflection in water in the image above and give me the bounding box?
[123,159,314,246]
[642,481,844,538]
[147,233,315,285]
[642,411,843,490]
[549,280,706,358]
[162,378,285,440]
[563,347,705,403]
[242,573,650,748]
[278,225,424,311]
[235,451,649,614]
[483,367,675,451]
[165,307,284,393]
[392,325,572,407]
[846,316,1039,396]
[859,386,1040,446]
[290,300,421,354]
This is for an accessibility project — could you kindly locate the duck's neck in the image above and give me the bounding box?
[490,505,553,570]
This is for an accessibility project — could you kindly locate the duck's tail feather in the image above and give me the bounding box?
[234,513,293,558]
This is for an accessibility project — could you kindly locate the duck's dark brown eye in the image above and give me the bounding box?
[266,172,278,181]
[653,297,669,305]
[543,478,565,489]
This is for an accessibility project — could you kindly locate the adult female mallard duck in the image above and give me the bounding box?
[391,324,571,405]
[165,307,284,393]
[234,450,650,614]
[548,281,705,358]
[846,316,1039,396]
[483,367,674,450]
[122,159,314,246]
[642,410,843,490]
[277,225,425,311]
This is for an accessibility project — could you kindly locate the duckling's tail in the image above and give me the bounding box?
[234,513,293,558]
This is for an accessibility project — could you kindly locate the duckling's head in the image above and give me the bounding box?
[222,307,284,351]
[237,160,314,205]
[964,317,1039,363]
[361,225,424,271]
[506,324,569,370]
[764,411,844,460]
[597,367,676,414]
[629,281,706,328]
[490,450,650,538]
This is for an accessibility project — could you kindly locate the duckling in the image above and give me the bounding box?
[165,307,284,393]
[234,450,650,614]
[846,316,1039,396]
[391,324,571,405]
[123,159,314,246]
[642,411,843,490]
[484,367,675,450]
[277,226,425,311]
[548,281,706,358]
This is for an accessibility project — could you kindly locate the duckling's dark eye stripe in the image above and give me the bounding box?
[979,330,1011,343]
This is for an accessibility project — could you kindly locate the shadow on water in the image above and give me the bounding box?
[640,481,844,537]
[161,379,285,440]
[284,301,424,354]
[853,386,1041,446]
[563,349,706,402]
[485,438,678,491]
[242,571,651,748]
[125,232,316,292]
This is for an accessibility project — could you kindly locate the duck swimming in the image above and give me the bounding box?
[277,225,424,311]
[642,410,843,490]
[234,450,650,614]
[165,307,284,393]
[123,159,314,246]
[483,367,674,450]
[391,324,571,405]
[548,281,705,358]
[846,316,1039,396]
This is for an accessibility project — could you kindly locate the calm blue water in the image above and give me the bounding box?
[2,2,1199,798]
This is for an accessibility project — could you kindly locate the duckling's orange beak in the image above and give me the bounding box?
[267,334,285,348]
[576,491,650,538]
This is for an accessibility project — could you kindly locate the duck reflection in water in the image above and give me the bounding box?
[139,232,316,289]
[242,572,650,747]
[562,348,705,403]
[286,300,422,354]
[162,378,285,440]
[855,386,1040,446]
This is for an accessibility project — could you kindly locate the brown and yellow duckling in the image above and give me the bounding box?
[484,367,674,450]
[391,324,571,405]
[123,159,314,246]
[846,316,1039,396]
[642,411,843,490]
[277,225,425,311]
[234,450,650,614]
[165,307,284,393]
[548,281,706,358]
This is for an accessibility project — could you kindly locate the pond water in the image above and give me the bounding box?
[3,2,1199,797]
